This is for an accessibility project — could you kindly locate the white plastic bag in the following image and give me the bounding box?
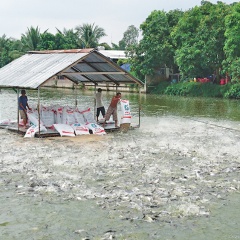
[74,109,86,124]
[85,123,106,135]
[120,99,132,124]
[24,125,47,138]
[53,124,75,137]
[81,108,96,124]
[71,123,90,135]
[41,107,55,127]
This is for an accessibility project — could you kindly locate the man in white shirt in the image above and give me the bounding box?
[95,88,105,122]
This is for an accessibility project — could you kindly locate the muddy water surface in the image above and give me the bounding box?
[0,89,239,239]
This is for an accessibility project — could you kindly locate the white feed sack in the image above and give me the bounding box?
[85,123,106,135]
[120,99,132,124]
[24,125,47,138]
[27,110,44,126]
[55,106,63,124]
[74,109,86,124]
[71,123,90,135]
[81,108,96,124]
[41,107,55,128]
[65,108,76,125]
[53,124,75,137]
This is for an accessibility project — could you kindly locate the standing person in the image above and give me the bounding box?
[103,92,121,128]
[19,89,32,128]
[95,88,105,122]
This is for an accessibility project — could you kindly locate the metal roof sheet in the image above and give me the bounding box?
[98,50,127,59]
[0,49,143,89]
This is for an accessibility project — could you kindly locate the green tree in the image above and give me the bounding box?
[55,28,79,49]
[75,23,106,48]
[21,26,43,51]
[121,25,139,50]
[98,42,112,50]
[172,1,231,80]
[38,32,56,50]
[131,10,182,79]
[223,2,240,82]
[0,35,11,67]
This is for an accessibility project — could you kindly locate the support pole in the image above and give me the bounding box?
[38,87,41,137]
[94,84,97,121]
[138,86,141,127]
[17,89,19,132]
[74,83,78,107]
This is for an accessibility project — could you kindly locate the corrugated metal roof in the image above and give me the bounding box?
[98,50,127,59]
[0,49,143,89]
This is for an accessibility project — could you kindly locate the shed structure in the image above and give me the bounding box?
[0,49,143,89]
[0,49,143,137]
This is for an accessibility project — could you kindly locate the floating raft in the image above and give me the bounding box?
[0,122,137,138]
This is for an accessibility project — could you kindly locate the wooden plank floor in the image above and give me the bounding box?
[0,123,138,138]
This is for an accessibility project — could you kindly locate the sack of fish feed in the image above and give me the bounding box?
[55,106,63,124]
[74,109,86,124]
[41,107,55,127]
[27,110,44,126]
[0,119,11,125]
[53,124,75,137]
[61,107,68,124]
[85,123,106,135]
[71,123,90,135]
[24,124,47,138]
[66,108,76,125]
[81,108,96,124]
[120,99,132,124]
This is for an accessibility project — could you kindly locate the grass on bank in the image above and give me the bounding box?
[150,81,240,99]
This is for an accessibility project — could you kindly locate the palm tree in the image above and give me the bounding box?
[55,28,79,49]
[75,23,106,48]
[21,26,43,51]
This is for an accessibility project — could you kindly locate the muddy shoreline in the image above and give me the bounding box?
[0,116,239,239]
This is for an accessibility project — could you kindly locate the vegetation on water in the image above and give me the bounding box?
[151,81,240,99]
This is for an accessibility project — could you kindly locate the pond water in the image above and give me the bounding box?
[1,88,239,121]
[0,88,239,240]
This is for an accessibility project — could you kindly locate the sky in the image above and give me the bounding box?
[0,0,237,45]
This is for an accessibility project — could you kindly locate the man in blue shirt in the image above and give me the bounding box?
[19,89,32,128]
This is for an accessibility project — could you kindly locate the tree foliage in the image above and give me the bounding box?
[130,10,183,79]
[172,1,231,81]
[223,2,240,82]
[0,35,24,67]
[75,23,106,48]
[21,26,43,51]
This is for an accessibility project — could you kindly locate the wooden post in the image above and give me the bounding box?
[38,87,41,137]
[138,86,141,127]
[94,84,97,121]
[74,83,78,107]
[17,89,19,132]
